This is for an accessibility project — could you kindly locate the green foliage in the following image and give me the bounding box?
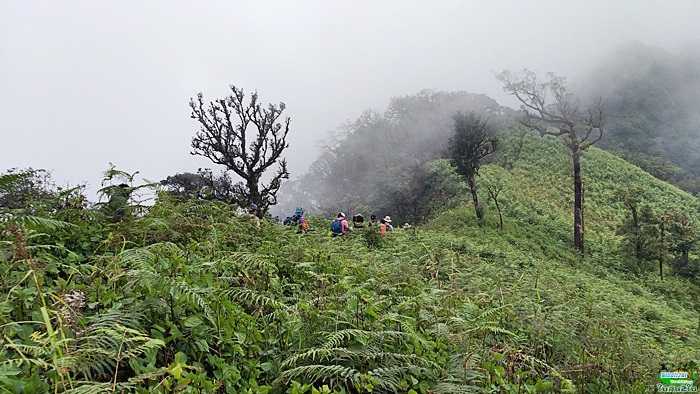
[0,168,56,211]
[449,112,498,178]
[448,111,499,220]
[361,225,382,249]
[3,136,700,393]
[159,168,239,204]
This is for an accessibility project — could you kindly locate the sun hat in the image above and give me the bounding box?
[383,216,392,223]
[338,212,345,218]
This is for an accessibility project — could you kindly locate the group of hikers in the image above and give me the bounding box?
[329,212,399,238]
[280,207,407,239]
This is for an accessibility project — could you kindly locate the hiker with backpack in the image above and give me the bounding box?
[352,213,365,229]
[296,209,312,233]
[379,219,387,236]
[248,203,261,228]
[330,212,349,238]
[283,206,304,225]
[383,216,394,232]
[368,214,377,226]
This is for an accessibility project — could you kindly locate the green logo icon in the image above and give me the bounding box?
[658,370,697,392]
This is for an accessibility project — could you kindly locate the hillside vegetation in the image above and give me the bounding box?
[2,131,700,393]
[578,42,700,194]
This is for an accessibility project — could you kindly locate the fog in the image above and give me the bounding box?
[1,1,699,201]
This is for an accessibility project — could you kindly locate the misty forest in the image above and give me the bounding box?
[4,42,700,393]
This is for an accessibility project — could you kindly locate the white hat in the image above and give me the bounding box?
[383,216,392,223]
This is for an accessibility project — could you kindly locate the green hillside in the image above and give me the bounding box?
[577,42,700,194]
[2,131,700,393]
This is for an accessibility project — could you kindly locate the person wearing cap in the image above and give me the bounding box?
[248,203,260,228]
[330,212,349,238]
[368,214,378,226]
[383,216,394,232]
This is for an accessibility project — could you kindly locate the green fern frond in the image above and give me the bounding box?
[119,243,180,270]
[143,241,181,255]
[322,329,370,349]
[73,310,156,379]
[62,382,116,394]
[430,322,450,337]
[227,251,266,266]
[73,324,164,381]
[515,352,576,392]
[84,308,144,331]
[275,364,361,387]
[355,350,431,366]
[431,382,486,393]
[222,287,288,313]
[476,304,510,321]
[438,353,485,388]
[379,312,418,334]
[17,215,75,231]
[366,366,404,392]
[119,247,156,270]
[465,325,517,337]
[322,329,422,349]
[280,347,358,368]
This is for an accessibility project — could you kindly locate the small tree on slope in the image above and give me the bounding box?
[448,111,498,220]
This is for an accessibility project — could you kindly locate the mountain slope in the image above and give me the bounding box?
[1,131,700,393]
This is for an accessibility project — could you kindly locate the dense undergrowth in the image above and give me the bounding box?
[2,132,700,393]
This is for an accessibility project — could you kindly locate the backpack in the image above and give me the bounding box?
[330,220,343,234]
[289,207,303,225]
[352,214,364,227]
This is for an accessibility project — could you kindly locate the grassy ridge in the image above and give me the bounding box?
[1,130,699,393]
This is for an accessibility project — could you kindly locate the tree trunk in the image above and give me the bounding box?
[659,222,665,280]
[572,147,584,254]
[495,198,503,230]
[247,179,263,217]
[629,204,643,264]
[468,173,483,219]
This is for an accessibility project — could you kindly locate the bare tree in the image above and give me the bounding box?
[190,86,290,216]
[497,70,604,253]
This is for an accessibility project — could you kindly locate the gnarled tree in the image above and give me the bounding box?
[498,70,604,253]
[190,86,290,216]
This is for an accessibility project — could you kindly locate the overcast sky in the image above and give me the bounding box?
[2,1,699,201]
